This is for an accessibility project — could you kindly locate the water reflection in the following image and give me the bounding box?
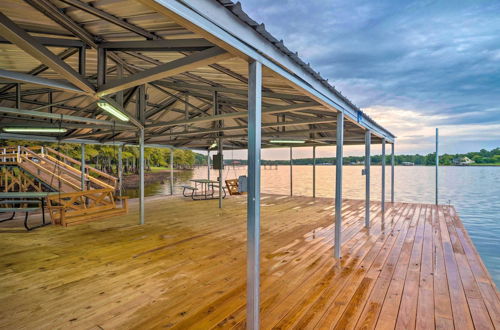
[124,165,500,286]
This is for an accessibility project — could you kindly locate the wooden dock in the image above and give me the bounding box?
[0,195,498,329]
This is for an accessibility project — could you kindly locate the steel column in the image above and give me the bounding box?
[290,147,293,196]
[334,112,344,259]
[170,148,174,195]
[81,143,85,191]
[247,61,262,330]
[381,139,386,213]
[207,150,211,181]
[215,91,223,209]
[365,130,371,228]
[312,146,316,198]
[391,143,395,203]
[436,128,439,205]
[118,145,123,197]
[139,128,145,225]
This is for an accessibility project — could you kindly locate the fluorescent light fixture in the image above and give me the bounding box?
[97,100,129,122]
[209,141,218,149]
[2,127,67,133]
[269,139,306,144]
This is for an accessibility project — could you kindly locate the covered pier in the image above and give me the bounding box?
[0,0,498,328]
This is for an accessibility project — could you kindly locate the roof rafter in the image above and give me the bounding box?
[0,12,94,94]
[97,47,233,96]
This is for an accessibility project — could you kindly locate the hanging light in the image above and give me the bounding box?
[209,141,218,149]
[97,100,129,122]
[269,139,306,144]
[2,127,67,133]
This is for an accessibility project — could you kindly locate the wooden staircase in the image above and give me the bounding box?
[0,146,127,226]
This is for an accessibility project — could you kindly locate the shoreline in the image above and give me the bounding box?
[123,169,188,189]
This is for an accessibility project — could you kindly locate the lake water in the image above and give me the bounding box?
[125,165,500,287]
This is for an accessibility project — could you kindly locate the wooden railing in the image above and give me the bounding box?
[43,147,117,189]
[0,146,118,191]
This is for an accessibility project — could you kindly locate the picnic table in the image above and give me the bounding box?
[181,179,226,200]
[0,192,57,231]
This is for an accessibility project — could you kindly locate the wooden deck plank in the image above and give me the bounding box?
[0,195,498,329]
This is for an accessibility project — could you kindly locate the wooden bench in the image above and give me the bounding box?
[46,189,128,227]
[0,199,47,231]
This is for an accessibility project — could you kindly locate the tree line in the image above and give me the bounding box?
[226,147,500,166]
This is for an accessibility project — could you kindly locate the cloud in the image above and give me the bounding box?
[239,0,500,153]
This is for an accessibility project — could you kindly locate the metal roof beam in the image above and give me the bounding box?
[60,0,158,40]
[25,0,97,48]
[0,36,85,48]
[155,81,314,101]
[143,118,336,139]
[0,69,86,94]
[100,39,213,51]
[0,106,132,128]
[147,101,321,129]
[97,47,233,96]
[0,12,95,94]
[0,48,79,95]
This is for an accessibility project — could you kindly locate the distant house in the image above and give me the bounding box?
[453,157,475,166]
[401,162,415,166]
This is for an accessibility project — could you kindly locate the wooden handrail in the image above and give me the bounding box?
[43,147,118,184]
[20,155,81,191]
[44,154,114,190]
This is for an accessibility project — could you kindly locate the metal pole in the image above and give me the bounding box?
[207,150,211,181]
[139,128,145,225]
[334,112,344,259]
[81,143,85,191]
[215,91,223,209]
[436,128,439,205]
[170,148,174,195]
[391,142,395,203]
[381,139,386,213]
[365,131,371,228]
[118,145,123,197]
[312,146,316,198]
[247,60,262,330]
[290,147,293,196]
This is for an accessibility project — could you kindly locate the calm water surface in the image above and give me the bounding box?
[125,165,500,287]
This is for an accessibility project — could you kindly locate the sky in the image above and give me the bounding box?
[229,0,500,160]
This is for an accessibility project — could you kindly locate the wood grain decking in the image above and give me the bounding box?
[0,195,498,329]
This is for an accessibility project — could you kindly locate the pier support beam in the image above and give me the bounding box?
[290,147,293,196]
[365,131,371,228]
[215,91,223,209]
[381,139,386,213]
[170,148,174,195]
[435,128,439,205]
[247,60,262,330]
[118,145,123,197]
[391,142,395,203]
[312,146,316,198]
[207,150,211,181]
[139,128,145,225]
[334,112,344,259]
[80,143,85,191]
